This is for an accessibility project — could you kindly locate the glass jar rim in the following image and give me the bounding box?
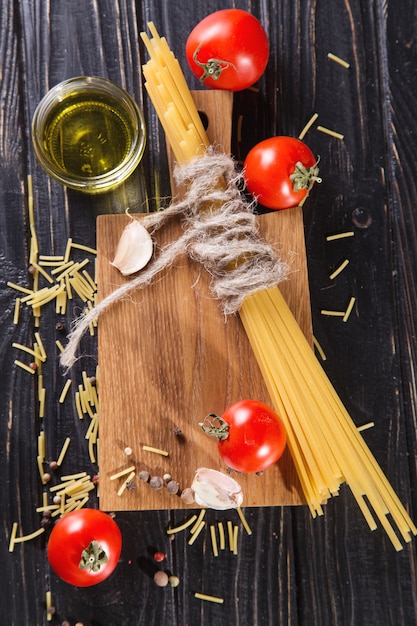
[32,76,146,193]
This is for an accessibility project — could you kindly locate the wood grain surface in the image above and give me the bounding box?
[96,211,306,511]
[1,1,417,625]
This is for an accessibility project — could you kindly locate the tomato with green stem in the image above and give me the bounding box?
[199,399,286,473]
[243,136,321,210]
[47,508,122,586]
[185,9,269,91]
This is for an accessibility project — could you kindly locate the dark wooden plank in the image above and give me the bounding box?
[0,2,47,625]
[0,0,416,625]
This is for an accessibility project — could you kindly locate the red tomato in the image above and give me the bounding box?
[243,136,321,210]
[185,9,269,91]
[200,400,286,473]
[47,509,122,587]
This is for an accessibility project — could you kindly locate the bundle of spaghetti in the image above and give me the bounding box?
[135,23,417,549]
[240,288,417,548]
[140,22,209,165]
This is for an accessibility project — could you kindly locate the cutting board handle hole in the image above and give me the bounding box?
[198,110,209,130]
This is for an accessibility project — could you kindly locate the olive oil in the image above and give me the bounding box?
[32,77,146,192]
[43,93,134,178]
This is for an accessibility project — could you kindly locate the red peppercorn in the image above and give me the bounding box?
[153,551,166,563]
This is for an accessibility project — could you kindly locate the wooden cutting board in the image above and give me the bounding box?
[96,208,310,511]
[96,90,311,511]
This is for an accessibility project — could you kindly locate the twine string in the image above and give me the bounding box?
[60,150,288,369]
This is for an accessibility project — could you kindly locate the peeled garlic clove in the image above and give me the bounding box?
[111,220,153,276]
[191,468,243,510]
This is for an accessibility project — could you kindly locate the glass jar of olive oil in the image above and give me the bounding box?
[32,77,146,193]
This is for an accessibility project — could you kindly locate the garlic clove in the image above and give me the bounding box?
[191,468,243,510]
[111,220,153,276]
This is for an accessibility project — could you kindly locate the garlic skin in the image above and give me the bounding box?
[191,468,243,510]
[111,220,153,276]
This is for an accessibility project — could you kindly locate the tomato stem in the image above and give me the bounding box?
[193,45,237,82]
[290,161,322,193]
[78,540,108,572]
[199,413,230,441]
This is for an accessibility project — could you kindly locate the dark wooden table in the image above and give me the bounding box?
[2,1,417,624]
